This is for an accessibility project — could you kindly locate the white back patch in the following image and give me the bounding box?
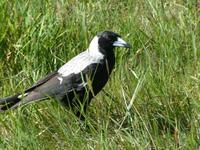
[58,36,104,77]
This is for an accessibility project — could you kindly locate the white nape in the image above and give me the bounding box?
[58,36,104,77]
[88,36,104,60]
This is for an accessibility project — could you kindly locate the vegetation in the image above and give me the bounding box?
[0,0,199,149]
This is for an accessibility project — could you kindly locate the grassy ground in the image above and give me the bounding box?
[0,0,199,149]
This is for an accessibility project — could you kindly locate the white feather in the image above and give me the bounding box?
[57,77,63,84]
[18,93,28,99]
[58,36,104,77]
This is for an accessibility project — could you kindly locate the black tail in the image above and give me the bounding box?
[0,94,21,111]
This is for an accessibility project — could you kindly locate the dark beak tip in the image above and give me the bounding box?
[125,43,131,49]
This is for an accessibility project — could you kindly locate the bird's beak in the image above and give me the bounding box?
[113,37,131,48]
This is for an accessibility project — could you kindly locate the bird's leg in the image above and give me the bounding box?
[75,100,89,121]
[75,96,92,121]
[76,111,86,121]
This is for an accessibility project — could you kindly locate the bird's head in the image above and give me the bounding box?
[89,31,131,56]
[98,31,131,49]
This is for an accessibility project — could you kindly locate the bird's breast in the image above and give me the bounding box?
[89,57,115,95]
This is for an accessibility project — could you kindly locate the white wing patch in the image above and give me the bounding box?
[57,76,63,84]
[18,93,28,99]
[58,36,104,77]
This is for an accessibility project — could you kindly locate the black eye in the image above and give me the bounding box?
[109,36,117,42]
[108,38,114,42]
[98,31,121,45]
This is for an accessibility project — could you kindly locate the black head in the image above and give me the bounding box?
[97,31,131,54]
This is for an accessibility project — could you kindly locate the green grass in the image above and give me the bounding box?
[0,0,200,149]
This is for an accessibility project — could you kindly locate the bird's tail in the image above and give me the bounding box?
[0,94,21,111]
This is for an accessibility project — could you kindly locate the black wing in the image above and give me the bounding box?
[1,62,107,110]
[6,72,87,109]
[25,71,58,93]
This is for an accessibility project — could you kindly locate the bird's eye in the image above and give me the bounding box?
[107,37,115,43]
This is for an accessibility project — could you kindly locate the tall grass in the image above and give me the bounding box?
[0,0,199,149]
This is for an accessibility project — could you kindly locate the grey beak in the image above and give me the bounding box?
[113,37,131,48]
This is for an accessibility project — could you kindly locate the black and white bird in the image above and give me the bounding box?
[0,31,131,120]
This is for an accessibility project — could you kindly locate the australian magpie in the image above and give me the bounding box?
[0,31,131,120]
